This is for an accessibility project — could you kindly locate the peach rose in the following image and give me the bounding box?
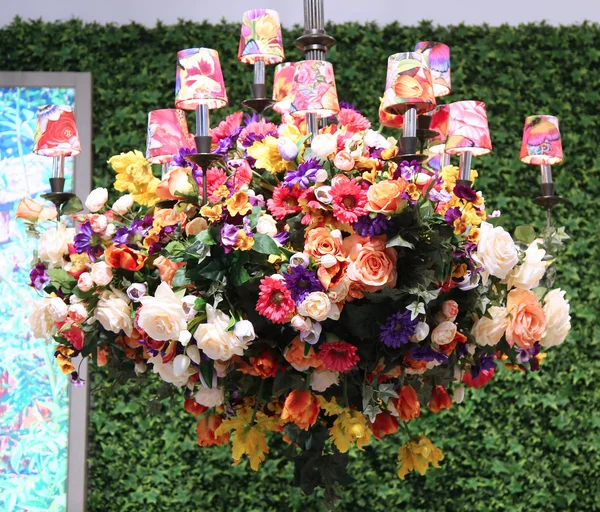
[304,227,343,262]
[16,198,57,223]
[431,321,457,346]
[156,167,194,200]
[344,235,397,292]
[154,255,185,285]
[366,179,407,214]
[185,217,208,236]
[506,289,546,349]
[441,300,459,321]
[333,150,355,171]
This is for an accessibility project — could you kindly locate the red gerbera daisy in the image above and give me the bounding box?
[267,184,303,220]
[318,340,360,372]
[211,112,243,143]
[197,167,228,202]
[330,178,367,223]
[256,276,295,324]
[338,108,372,132]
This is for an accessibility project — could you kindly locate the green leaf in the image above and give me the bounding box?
[195,229,217,246]
[252,233,280,255]
[60,195,83,215]
[386,234,415,249]
[248,205,262,229]
[514,224,536,244]
[171,267,191,287]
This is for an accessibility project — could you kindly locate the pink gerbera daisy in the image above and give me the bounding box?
[318,341,360,372]
[330,178,367,223]
[211,112,243,144]
[197,167,228,202]
[256,276,295,324]
[267,184,303,220]
[338,108,372,132]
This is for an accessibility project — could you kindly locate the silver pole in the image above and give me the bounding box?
[459,152,473,182]
[196,104,209,137]
[254,60,265,85]
[52,155,65,179]
[403,107,417,138]
[162,162,168,178]
[540,163,553,184]
[440,153,450,169]
[307,113,318,140]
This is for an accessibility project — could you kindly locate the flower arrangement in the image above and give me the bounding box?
[20,106,571,497]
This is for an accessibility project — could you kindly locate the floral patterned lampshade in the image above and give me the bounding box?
[146,109,195,164]
[445,100,492,156]
[428,105,450,155]
[414,41,451,97]
[272,62,295,114]
[520,115,563,165]
[382,52,436,116]
[238,9,284,65]
[378,100,404,129]
[290,60,340,118]
[33,104,81,157]
[175,48,228,111]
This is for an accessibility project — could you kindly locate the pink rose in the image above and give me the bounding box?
[441,300,459,321]
[333,151,355,171]
[506,289,546,349]
[431,321,457,346]
[296,66,316,86]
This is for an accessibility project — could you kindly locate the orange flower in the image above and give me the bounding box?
[200,204,223,222]
[370,411,399,439]
[153,255,185,285]
[304,227,343,263]
[225,190,252,217]
[284,336,323,371]
[428,385,452,413]
[16,198,57,222]
[197,413,230,447]
[184,398,208,417]
[393,385,421,421]
[156,167,194,200]
[97,346,109,367]
[344,235,397,293]
[394,74,423,98]
[251,349,278,379]
[104,244,147,271]
[281,389,320,430]
[366,179,407,214]
[153,208,186,228]
[506,289,546,349]
[185,217,208,236]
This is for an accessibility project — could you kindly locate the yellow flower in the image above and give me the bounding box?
[255,14,279,39]
[440,165,478,193]
[279,123,303,145]
[247,136,288,174]
[225,191,252,217]
[405,183,420,201]
[397,434,444,480]
[381,147,398,160]
[55,345,76,374]
[452,263,468,278]
[200,204,223,222]
[329,409,372,453]
[214,185,230,199]
[318,395,345,416]
[234,230,255,251]
[109,150,160,206]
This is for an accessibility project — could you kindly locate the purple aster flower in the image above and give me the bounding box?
[73,221,103,260]
[214,126,243,158]
[428,187,452,203]
[353,213,392,237]
[274,231,289,247]
[380,310,419,348]
[453,184,478,202]
[284,157,320,189]
[339,100,360,113]
[148,225,177,255]
[243,216,253,237]
[444,207,462,225]
[113,216,153,248]
[284,265,324,303]
[220,223,239,253]
[173,147,198,169]
[471,353,496,380]
[409,346,449,364]
[394,159,421,180]
[29,263,50,291]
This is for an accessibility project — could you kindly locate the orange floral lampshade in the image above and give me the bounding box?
[146,109,195,164]
[382,52,436,116]
[520,115,563,165]
[445,100,492,156]
[290,60,340,118]
[378,99,404,129]
[175,48,228,111]
[238,9,284,65]
[33,104,81,157]
[414,41,451,97]
[428,105,450,155]
[272,62,295,114]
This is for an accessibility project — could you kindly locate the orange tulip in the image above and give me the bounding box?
[281,389,320,430]
[370,411,399,440]
[393,385,421,421]
[197,413,229,447]
[393,75,423,99]
[252,349,278,379]
[104,244,147,271]
[153,255,185,285]
[428,385,452,413]
[184,398,208,417]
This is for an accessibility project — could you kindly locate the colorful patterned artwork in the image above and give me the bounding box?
[290,60,340,118]
[0,86,74,511]
[520,115,563,165]
[238,9,284,65]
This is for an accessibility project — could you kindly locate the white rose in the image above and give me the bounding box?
[90,261,113,286]
[186,344,201,364]
[194,386,225,408]
[320,254,337,269]
[85,187,108,213]
[505,240,547,290]
[179,329,192,346]
[315,168,328,183]
[28,298,66,339]
[431,321,457,346]
[47,297,68,322]
[297,292,332,322]
[147,354,192,387]
[180,295,198,320]
[291,314,312,331]
[137,282,187,341]
[475,222,518,281]
[93,288,133,336]
[256,214,278,237]
[101,223,116,241]
[233,320,256,343]
[314,186,333,204]
[38,223,75,268]
[193,304,249,361]
[111,194,134,215]
[310,369,339,392]
[541,288,571,348]
[77,272,93,292]
[471,306,509,346]
[311,133,337,158]
[409,321,430,342]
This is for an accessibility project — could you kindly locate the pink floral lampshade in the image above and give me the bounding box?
[428,105,450,155]
[238,9,284,65]
[520,115,563,165]
[290,60,340,118]
[445,101,492,156]
[33,104,81,157]
[146,109,195,164]
[414,41,451,97]
[378,100,404,129]
[382,52,436,115]
[272,62,295,114]
[175,48,228,111]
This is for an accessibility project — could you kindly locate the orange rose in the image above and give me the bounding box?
[393,74,423,98]
[370,411,399,439]
[392,385,421,421]
[185,217,208,236]
[344,235,397,292]
[305,227,343,262]
[366,179,407,214]
[428,385,452,413]
[506,289,546,349]
[284,336,323,371]
[251,348,278,379]
[156,167,195,200]
[153,208,186,228]
[153,255,184,285]
[104,244,147,271]
[97,346,109,367]
[184,397,208,417]
[281,389,320,430]
[197,413,229,447]
[16,198,57,222]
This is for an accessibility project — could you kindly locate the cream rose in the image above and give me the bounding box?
[431,321,457,346]
[112,194,134,215]
[409,321,430,342]
[475,222,518,281]
[297,292,332,322]
[505,240,547,290]
[147,354,193,387]
[85,187,108,213]
[541,288,571,348]
[38,223,75,268]
[311,133,337,158]
[471,306,509,346]
[28,297,68,339]
[233,320,256,344]
[193,304,249,361]
[93,288,133,336]
[77,272,93,292]
[137,282,187,341]
[256,214,278,237]
[310,369,339,392]
[194,386,225,407]
[90,261,113,286]
[172,354,191,377]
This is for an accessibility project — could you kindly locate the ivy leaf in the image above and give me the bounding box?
[386,234,415,249]
[514,224,536,244]
[196,229,217,246]
[60,195,83,215]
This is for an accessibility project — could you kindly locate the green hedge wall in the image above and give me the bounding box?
[2,17,600,511]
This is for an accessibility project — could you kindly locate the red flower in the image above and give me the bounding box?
[318,340,360,372]
[392,385,421,421]
[463,368,495,388]
[267,184,303,220]
[370,411,399,439]
[197,166,228,202]
[184,398,208,417]
[428,385,452,413]
[197,413,229,447]
[338,108,371,132]
[211,112,243,143]
[281,389,320,430]
[256,276,295,324]
[330,178,367,223]
[104,244,147,271]
[56,320,84,351]
[252,349,279,379]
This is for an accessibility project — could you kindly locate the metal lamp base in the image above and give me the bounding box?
[41,191,77,210]
[242,98,275,115]
[533,195,563,209]
[456,179,473,188]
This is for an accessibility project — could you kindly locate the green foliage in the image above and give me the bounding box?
[1,17,599,511]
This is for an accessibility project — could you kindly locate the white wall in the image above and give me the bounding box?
[2,0,600,28]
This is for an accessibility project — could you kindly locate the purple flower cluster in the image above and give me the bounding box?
[453,184,478,202]
[471,353,496,380]
[113,216,153,248]
[284,265,323,303]
[380,310,419,348]
[444,207,462,225]
[147,225,177,255]
[29,263,50,291]
[284,158,320,189]
[173,147,198,169]
[352,213,392,237]
[409,345,449,364]
[73,222,103,260]
[214,126,243,157]
[220,223,239,254]
[394,159,421,181]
